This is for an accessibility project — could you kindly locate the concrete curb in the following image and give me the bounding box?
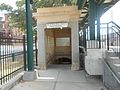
[0,72,24,90]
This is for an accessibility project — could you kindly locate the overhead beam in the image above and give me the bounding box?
[100,1,115,17]
[77,0,87,9]
[97,0,105,5]
[80,14,88,27]
[81,11,88,14]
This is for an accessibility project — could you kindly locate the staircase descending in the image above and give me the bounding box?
[103,21,120,90]
[80,21,120,90]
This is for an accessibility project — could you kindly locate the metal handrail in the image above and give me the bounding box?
[112,27,120,36]
[79,21,120,51]
[108,21,120,29]
[107,21,120,58]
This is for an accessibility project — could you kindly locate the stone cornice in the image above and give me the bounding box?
[33,6,80,22]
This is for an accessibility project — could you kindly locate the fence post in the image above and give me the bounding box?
[25,0,34,71]
[35,36,38,66]
[83,28,86,51]
[107,23,109,50]
[12,53,15,62]
[23,35,26,71]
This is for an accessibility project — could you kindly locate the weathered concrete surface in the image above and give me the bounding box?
[0,72,24,90]
[11,65,107,90]
[103,50,120,90]
[85,49,105,75]
[23,70,38,81]
[69,22,80,70]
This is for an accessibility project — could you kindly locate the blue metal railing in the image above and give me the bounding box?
[107,21,120,58]
[0,35,38,85]
[79,21,120,57]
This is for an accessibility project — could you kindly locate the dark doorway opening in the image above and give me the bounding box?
[45,27,72,66]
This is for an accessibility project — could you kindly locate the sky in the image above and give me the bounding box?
[0,0,18,15]
[100,0,120,26]
[0,0,17,18]
[0,0,17,8]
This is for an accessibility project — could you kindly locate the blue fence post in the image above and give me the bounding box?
[12,53,15,62]
[23,35,27,71]
[107,23,109,50]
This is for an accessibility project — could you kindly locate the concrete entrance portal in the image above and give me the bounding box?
[33,6,80,70]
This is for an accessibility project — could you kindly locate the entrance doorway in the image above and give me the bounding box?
[45,27,71,66]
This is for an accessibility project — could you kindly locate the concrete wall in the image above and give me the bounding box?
[69,22,79,70]
[54,28,71,59]
[45,29,55,65]
[37,22,47,70]
[85,49,104,75]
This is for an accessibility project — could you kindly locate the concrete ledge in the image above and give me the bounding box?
[38,64,47,70]
[71,63,80,70]
[23,70,38,81]
[103,62,120,90]
[0,72,24,90]
[106,51,116,57]
[109,57,119,60]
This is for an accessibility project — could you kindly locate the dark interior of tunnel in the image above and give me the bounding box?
[56,57,71,64]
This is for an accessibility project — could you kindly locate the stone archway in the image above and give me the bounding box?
[33,6,80,70]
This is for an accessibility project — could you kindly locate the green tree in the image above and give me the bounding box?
[9,9,26,32]
[0,0,77,35]
[0,3,13,12]
[0,1,26,33]
[9,0,26,32]
[32,0,77,12]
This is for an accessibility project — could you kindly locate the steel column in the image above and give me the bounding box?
[97,6,101,48]
[25,0,34,71]
[89,0,96,40]
[83,27,87,51]
[107,23,109,50]
[23,35,27,71]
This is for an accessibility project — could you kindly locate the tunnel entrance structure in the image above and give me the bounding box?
[33,6,80,70]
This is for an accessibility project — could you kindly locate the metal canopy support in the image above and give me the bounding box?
[80,14,88,27]
[97,0,105,5]
[83,26,87,50]
[89,0,96,40]
[77,0,86,9]
[97,6,101,48]
[25,0,34,71]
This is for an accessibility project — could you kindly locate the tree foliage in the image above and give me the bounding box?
[9,9,26,32]
[0,3,13,12]
[32,0,77,12]
[0,1,26,33]
[0,0,77,34]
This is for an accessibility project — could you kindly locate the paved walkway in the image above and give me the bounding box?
[11,65,107,90]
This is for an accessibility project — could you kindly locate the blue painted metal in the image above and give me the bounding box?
[25,0,34,71]
[89,0,96,40]
[77,0,86,9]
[97,6,101,48]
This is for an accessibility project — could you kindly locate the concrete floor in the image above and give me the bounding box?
[11,65,107,90]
